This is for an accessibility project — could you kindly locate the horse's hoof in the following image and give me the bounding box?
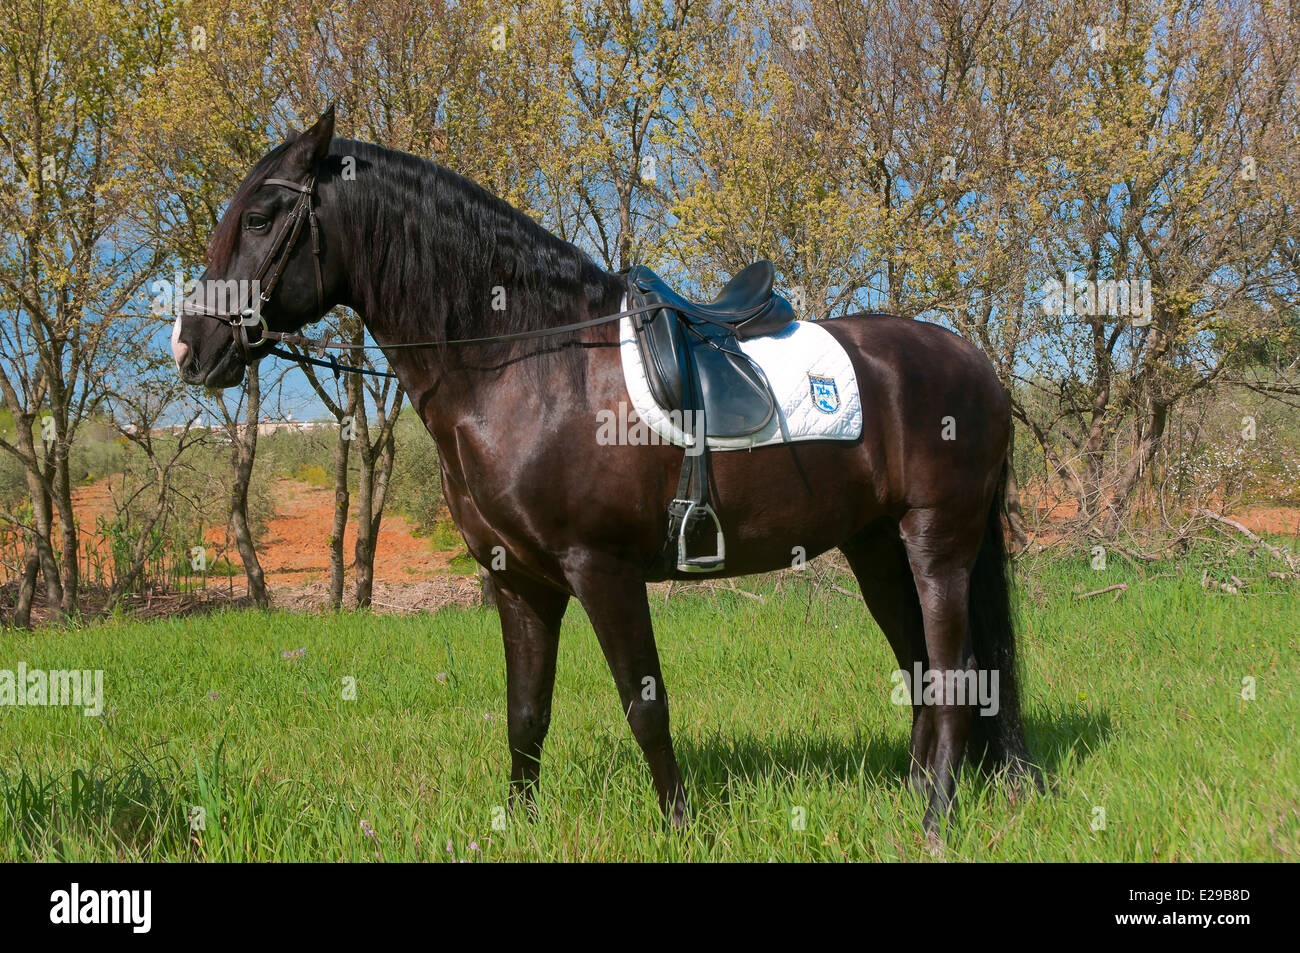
[926,828,945,858]
[666,798,691,830]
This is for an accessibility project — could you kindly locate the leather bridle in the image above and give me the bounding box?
[180,172,324,361]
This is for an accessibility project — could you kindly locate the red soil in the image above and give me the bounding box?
[60,479,1300,574]
[31,478,474,613]
[7,477,1287,617]
[250,478,455,586]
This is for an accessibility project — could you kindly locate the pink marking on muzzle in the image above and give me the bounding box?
[171,314,190,368]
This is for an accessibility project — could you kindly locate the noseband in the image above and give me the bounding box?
[180,172,324,360]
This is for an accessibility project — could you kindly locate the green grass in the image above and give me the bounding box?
[1,554,1296,861]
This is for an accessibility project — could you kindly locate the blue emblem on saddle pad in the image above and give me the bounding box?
[809,374,840,414]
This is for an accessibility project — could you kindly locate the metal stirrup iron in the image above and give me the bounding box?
[669,498,725,573]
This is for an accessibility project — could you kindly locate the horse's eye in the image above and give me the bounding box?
[245,213,270,231]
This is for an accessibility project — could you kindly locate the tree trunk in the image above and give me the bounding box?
[351,370,403,610]
[13,547,40,628]
[329,378,358,609]
[19,423,63,618]
[230,366,268,607]
[51,424,79,617]
[353,398,376,609]
[368,427,396,539]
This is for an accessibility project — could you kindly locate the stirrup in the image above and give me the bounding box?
[671,499,725,573]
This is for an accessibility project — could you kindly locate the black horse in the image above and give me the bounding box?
[173,108,1041,835]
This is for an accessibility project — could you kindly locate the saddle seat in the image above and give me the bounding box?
[628,260,795,439]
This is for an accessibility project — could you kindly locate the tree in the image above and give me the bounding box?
[0,0,184,620]
[1011,0,1300,532]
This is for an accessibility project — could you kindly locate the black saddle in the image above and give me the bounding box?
[625,260,795,574]
[628,260,794,438]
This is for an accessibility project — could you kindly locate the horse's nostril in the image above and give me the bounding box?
[172,339,191,368]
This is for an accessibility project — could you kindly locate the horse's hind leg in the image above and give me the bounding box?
[897,506,986,835]
[494,573,570,814]
[839,525,931,790]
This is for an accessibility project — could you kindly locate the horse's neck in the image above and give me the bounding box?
[354,308,465,434]
[330,161,623,431]
[354,289,623,442]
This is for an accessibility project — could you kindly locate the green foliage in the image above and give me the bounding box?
[293,464,331,488]
[254,428,337,486]
[427,520,464,551]
[89,513,192,596]
[446,552,478,576]
[68,419,125,486]
[0,451,25,508]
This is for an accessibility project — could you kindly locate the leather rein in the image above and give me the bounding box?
[182,169,774,381]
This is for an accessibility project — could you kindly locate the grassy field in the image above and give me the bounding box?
[1,554,1296,861]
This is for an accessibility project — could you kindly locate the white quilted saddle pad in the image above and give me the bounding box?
[618,311,863,451]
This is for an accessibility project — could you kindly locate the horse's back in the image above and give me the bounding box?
[826,312,1005,397]
[819,313,1011,505]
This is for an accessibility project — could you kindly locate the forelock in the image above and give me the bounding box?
[206,141,295,269]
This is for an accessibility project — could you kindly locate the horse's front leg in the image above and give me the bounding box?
[570,559,690,826]
[493,572,569,814]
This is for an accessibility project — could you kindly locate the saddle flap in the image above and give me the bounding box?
[629,289,685,410]
[686,329,775,437]
[628,305,775,440]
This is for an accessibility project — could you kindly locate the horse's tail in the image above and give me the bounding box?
[967,457,1042,787]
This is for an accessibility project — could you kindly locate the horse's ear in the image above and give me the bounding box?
[282,104,336,178]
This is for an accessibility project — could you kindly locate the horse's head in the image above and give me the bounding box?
[172,107,340,388]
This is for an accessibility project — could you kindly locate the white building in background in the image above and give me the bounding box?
[152,418,333,437]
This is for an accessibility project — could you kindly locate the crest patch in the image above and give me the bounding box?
[809,374,840,414]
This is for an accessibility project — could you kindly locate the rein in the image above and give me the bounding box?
[263,298,758,351]
[257,298,772,382]
[254,301,694,382]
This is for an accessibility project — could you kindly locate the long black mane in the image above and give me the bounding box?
[325,139,624,376]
